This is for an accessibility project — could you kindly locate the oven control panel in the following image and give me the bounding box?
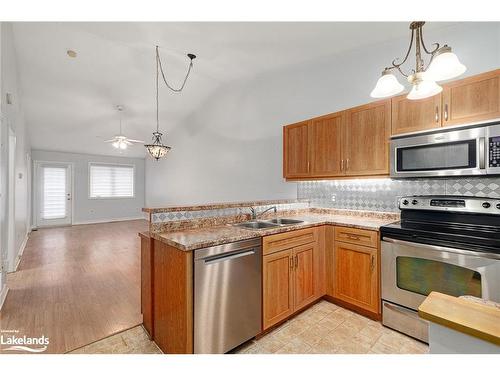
[399,196,500,215]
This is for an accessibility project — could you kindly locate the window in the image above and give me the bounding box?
[89,163,134,198]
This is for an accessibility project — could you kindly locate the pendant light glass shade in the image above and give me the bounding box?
[145,132,171,161]
[407,74,443,100]
[426,45,466,82]
[370,70,404,98]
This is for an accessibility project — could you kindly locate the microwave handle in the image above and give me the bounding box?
[479,137,486,169]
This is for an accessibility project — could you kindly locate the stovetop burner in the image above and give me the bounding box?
[381,195,500,254]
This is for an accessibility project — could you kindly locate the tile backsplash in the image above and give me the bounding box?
[298,177,500,212]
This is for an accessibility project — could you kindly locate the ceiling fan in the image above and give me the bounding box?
[104,105,144,150]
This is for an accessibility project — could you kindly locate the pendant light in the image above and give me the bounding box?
[371,22,466,100]
[145,46,196,161]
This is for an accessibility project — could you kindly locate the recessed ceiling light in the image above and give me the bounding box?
[67,50,77,58]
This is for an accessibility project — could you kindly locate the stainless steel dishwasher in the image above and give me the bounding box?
[194,238,262,354]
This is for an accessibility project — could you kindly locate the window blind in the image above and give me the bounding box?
[42,167,67,219]
[89,164,134,198]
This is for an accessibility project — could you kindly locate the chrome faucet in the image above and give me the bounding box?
[249,206,277,220]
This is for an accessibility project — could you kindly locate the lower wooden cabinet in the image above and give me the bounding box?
[262,230,321,330]
[140,232,154,338]
[333,240,379,314]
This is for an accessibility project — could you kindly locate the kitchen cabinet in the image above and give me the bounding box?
[262,248,295,329]
[333,229,379,315]
[442,69,500,127]
[140,232,154,338]
[262,228,321,330]
[283,120,310,178]
[344,100,391,176]
[391,94,442,135]
[310,112,345,177]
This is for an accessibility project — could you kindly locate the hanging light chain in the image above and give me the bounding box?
[156,45,195,94]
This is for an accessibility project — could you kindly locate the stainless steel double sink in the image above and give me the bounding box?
[232,218,304,230]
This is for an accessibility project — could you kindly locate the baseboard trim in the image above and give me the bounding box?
[72,216,146,226]
[13,231,30,272]
[0,286,8,311]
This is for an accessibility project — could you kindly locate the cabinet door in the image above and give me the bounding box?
[333,241,379,314]
[344,100,391,176]
[283,121,310,178]
[442,69,500,126]
[293,243,316,311]
[391,94,442,135]
[141,235,153,338]
[310,112,345,176]
[263,249,294,330]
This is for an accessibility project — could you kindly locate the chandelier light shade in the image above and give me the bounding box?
[426,45,467,81]
[145,45,196,161]
[145,131,171,161]
[407,73,443,100]
[370,22,466,101]
[370,69,404,98]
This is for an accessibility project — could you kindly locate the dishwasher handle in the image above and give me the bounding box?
[203,248,256,265]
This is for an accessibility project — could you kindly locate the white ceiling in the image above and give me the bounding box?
[12,22,455,158]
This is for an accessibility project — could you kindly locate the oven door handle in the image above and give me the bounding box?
[382,237,500,260]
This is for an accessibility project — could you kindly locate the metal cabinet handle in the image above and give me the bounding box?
[346,158,349,170]
[435,106,439,123]
[290,257,294,269]
[294,255,298,269]
[370,254,375,272]
[444,104,449,121]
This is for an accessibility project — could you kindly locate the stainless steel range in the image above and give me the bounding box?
[380,195,500,343]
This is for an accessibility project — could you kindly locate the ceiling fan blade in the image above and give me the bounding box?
[104,139,116,143]
[127,139,145,143]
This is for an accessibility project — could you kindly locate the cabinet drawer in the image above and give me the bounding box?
[334,226,377,248]
[263,227,317,256]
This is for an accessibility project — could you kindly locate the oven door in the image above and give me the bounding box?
[390,126,486,177]
[381,237,500,311]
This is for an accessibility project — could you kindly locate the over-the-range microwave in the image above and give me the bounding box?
[390,119,500,178]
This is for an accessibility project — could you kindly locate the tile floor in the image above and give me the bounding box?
[69,326,161,354]
[233,300,428,354]
[70,300,428,354]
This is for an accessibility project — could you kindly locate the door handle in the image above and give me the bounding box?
[479,137,486,169]
[204,249,256,265]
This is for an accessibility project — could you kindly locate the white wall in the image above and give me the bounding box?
[1,22,31,278]
[145,22,500,207]
[31,150,145,225]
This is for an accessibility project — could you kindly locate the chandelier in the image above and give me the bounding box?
[370,21,466,100]
[145,46,196,160]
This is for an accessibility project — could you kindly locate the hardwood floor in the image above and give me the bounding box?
[0,220,148,354]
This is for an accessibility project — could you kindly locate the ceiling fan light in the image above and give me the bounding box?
[112,141,119,148]
[370,70,404,98]
[426,45,466,81]
[407,77,443,100]
[119,142,127,150]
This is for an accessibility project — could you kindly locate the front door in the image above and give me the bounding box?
[36,162,72,227]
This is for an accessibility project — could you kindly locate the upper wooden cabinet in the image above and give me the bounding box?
[442,69,500,127]
[344,100,391,176]
[391,94,442,135]
[310,113,344,177]
[283,120,310,178]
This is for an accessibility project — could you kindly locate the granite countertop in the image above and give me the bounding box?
[151,213,397,251]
